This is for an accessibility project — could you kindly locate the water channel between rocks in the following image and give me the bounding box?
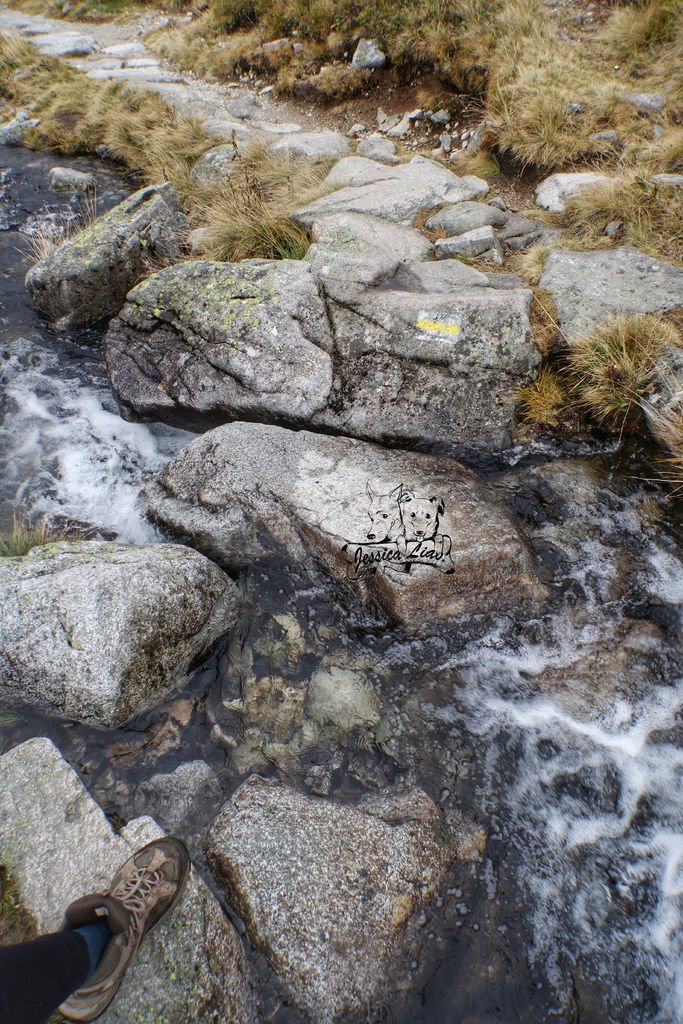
[0,144,682,1024]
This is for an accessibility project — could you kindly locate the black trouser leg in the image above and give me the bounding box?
[0,929,89,1024]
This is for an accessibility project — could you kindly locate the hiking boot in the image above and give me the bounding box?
[59,837,190,1022]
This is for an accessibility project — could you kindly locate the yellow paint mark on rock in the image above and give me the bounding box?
[416,318,461,336]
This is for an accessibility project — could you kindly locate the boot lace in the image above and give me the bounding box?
[112,864,175,938]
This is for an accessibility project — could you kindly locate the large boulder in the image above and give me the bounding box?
[105,259,334,431]
[25,182,188,328]
[205,776,479,1021]
[0,738,258,1024]
[0,541,236,726]
[144,423,543,626]
[104,255,538,450]
[539,246,683,339]
[293,155,489,225]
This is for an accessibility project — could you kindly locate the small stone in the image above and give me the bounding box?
[488,197,507,211]
[590,130,620,144]
[386,114,413,139]
[352,38,387,69]
[435,224,501,259]
[48,166,96,193]
[439,132,452,154]
[228,94,261,119]
[565,102,584,115]
[356,134,400,164]
[430,109,450,126]
[190,143,241,186]
[603,219,623,237]
[535,171,613,213]
[350,122,366,135]
[624,91,666,114]
[0,111,40,145]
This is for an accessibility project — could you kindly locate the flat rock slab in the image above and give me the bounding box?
[25,182,188,328]
[0,541,237,726]
[28,31,98,56]
[105,255,538,450]
[145,423,542,626]
[535,171,613,213]
[206,776,473,1021]
[293,155,489,225]
[0,738,258,1024]
[269,130,350,159]
[539,246,683,339]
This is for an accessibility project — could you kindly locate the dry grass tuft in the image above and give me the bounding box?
[517,368,567,426]
[0,865,37,946]
[561,173,683,263]
[603,0,681,60]
[20,192,98,264]
[0,516,70,558]
[567,314,681,429]
[529,286,562,355]
[192,143,331,261]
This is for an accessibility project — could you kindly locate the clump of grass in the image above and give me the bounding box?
[192,142,330,261]
[529,286,562,356]
[21,192,98,264]
[567,314,681,429]
[561,173,683,263]
[517,368,567,426]
[0,516,69,557]
[603,0,681,61]
[0,865,37,945]
[450,149,501,180]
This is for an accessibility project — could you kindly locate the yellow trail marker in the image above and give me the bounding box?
[415,318,461,336]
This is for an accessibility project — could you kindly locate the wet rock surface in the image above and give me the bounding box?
[206,775,476,1021]
[0,737,258,1024]
[0,542,237,726]
[145,422,542,626]
[25,182,188,328]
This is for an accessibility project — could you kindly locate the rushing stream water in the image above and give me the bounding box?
[0,143,681,1024]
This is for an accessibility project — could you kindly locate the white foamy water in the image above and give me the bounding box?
[0,337,191,541]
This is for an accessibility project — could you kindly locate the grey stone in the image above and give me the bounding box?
[189,143,241,186]
[565,102,584,115]
[390,259,492,291]
[0,111,40,145]
[386,114,413,138]
[0,541,236,726]
[497,214,544,246]
[625,91,666,114]
[439,132,452,153]
[205,776,479,1020]
[350,122,366,135]
[652,173,683,187]
[352,38,387,69]
[488,197,507,211]
[103,42,146,58]
[25,182,188,328]
[145,423,542,626]
[540,246,683,339]
[269,131,350,159]
[228,94,262,119]
[435,225,502,259]
[426,201,508,235]
[202,117,257,144]
[134,761,222,833]
[535,171,613,213]
[48,166,96,193]
[309,211,433,263]
[87,67,183,83]
[0,738,258,1024]
[430,109,450,125]
[357,134,400,163]
[466,120,496,154]
[603,218,624,237]
[105,260,333,430]
[293,156,489,226]
[30,31,98,56]
[590,130,621,144]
